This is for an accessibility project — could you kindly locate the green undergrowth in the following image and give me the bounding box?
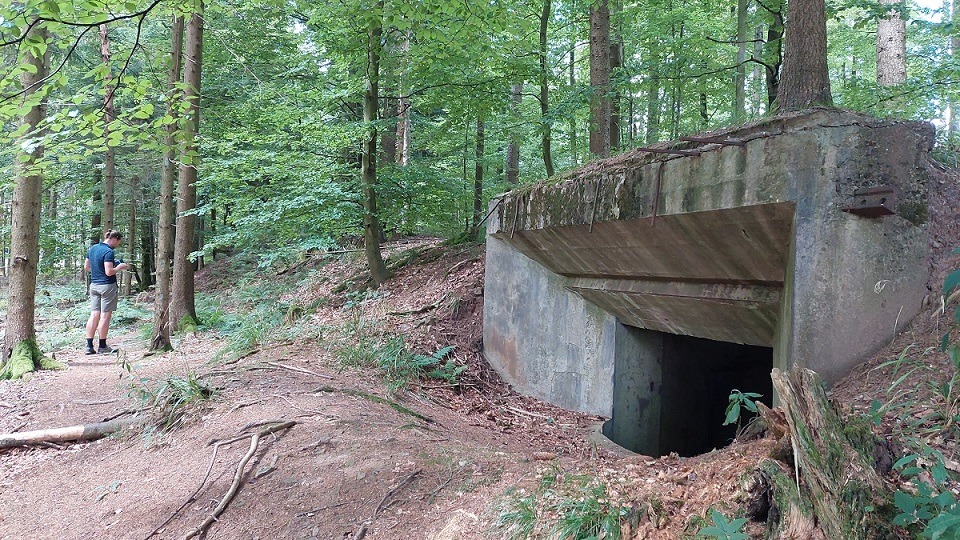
[492,466,625,540]
[874,255,960,539]
[331,295,464,392]
[128,371,216,443]
[194,266,322,361]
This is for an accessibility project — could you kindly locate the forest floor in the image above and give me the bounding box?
[1,168,959,540]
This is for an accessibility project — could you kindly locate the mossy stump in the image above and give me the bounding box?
[0,339,63,380]
[749,368,903,539]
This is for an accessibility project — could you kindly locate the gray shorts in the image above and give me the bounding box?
[89,283,119,312]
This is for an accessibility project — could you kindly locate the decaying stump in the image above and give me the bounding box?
[750,368,902,539]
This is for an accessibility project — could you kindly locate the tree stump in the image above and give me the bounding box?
[751,368,903,539]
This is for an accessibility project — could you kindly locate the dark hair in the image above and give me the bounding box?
[104,229,122,240]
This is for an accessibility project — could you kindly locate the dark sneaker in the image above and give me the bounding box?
[85,346,96,355]
[97,346,118,354]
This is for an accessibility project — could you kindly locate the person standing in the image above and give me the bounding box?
[84,230,129,354]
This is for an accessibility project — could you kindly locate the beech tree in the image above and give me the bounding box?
[171,3,203,327]
[1,20,53,377]
[589,0,611,157]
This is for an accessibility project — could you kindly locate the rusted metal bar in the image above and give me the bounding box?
[510,194,524,238]
[842,186,897,218]
[636,146,702,156]
[652,162,665,227]
[476,198,503,231]
[679,135,746,147]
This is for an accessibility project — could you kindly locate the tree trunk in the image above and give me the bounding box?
[876,0,906,87]
[362,0,389,287]
[140,219,154,290]
[645,62,661,144]
[734,0,748,122]
[171,6,202,329]
[3,21,48,368]
[751,368,895,539]
[540,0,556,176]
[568,26,578,166]
[396,29,412,166]
[589,0,611,157]
[609,0,623,151]
[123,175,137,297]
[100,24,116,233]
[776,0,831,111]
[505,84,521,187]
[152,14,183,351]
[471,117,484,238]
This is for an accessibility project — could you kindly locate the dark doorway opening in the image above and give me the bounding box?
[603,326,773,457]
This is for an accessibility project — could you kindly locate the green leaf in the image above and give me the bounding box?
[943,269,960,296]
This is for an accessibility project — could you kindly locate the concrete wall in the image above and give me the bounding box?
[483,109,933,434]
[483,224,617,416]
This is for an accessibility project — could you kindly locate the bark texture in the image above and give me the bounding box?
[362,1,389,287]
[153,14,183,351]
[751,368,898,539]
[777,0,832,110]
[4,21,49,365]
[505,83,521,186]
[100,24,116,232]
[171,7,203,329]
[876,0,907,87]
[539,0,555,176]
[589,0,611,157]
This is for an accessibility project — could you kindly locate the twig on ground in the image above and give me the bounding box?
[0,401,15,408]
[73,397,123,405]
[387,296,445,316]
[228,398,265,414]
[505,405,551,421]
[295,500,348,517]
[255,454,279,478]
[248,361,335,380]
[351,470,421,540]
[180,420,297,540]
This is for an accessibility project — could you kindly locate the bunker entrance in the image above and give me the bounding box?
[603,324,773,458]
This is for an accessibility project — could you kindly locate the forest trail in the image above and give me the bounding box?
[0,223,958,539]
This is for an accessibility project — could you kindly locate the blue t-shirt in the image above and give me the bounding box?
[88,242,117,285]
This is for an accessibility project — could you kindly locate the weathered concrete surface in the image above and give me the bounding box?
[483,109,933,429]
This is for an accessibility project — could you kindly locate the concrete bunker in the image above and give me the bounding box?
[483,109,933,456]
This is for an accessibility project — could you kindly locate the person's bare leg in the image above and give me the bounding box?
[97,311,114,343]
[85,311,101,340]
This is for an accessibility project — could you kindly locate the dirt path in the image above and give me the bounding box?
[0,329,583,540]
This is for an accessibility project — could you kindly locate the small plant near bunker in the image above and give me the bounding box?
[723,389,762,427]
[696,508,749,540]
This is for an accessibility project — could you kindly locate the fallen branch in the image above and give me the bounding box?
[180,420,296,540]
[352,470,422,539]
[0,416,140,449]
[72,397,123,405]
[264,361,334,380]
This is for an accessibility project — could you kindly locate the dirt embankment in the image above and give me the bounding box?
[1,161,958,539]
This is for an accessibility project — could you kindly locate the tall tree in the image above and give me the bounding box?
[171,5,203,328]
[777,0,832,110]
[396,29,412,167]
[361,0,389,287]
[950,0,960,145]
[471,116,484,237]
[734,0,748,122]
[876,0,906,87]
[99,24,116,232]
[2,20,50,376]
[609,0,623,151]
[505,83,522,186]
[540,0,556,176]
[152,14,184,351]
[589,0,611,157]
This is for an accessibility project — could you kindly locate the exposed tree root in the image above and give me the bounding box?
[158,420,296,540]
